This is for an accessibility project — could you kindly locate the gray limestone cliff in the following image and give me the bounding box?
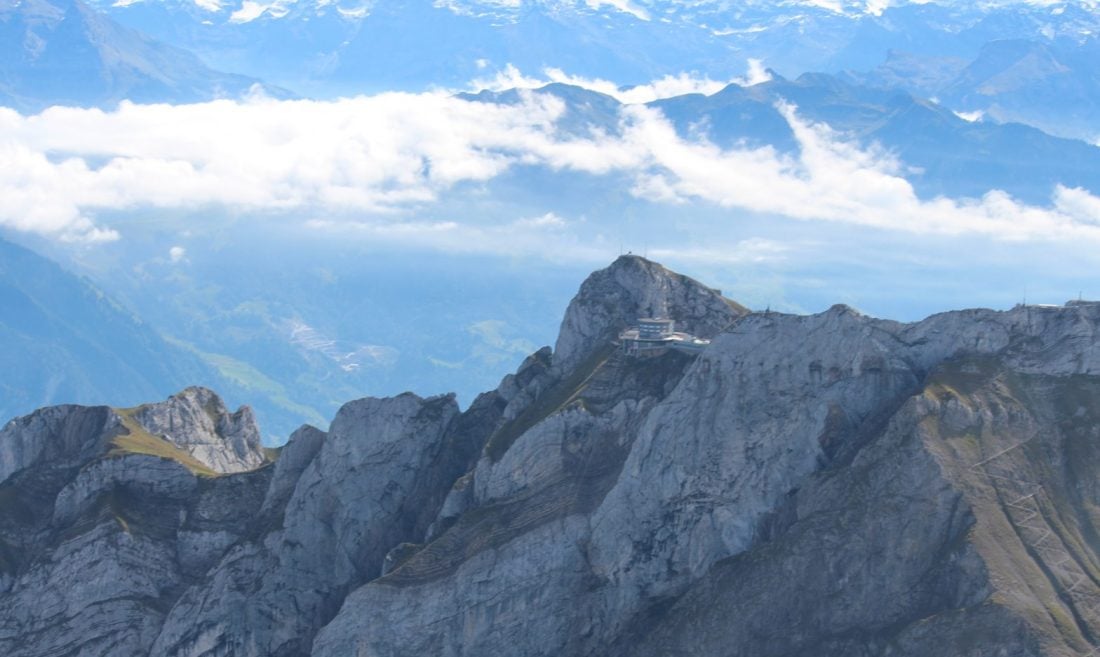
[0,389,272,657]
[130,386,266,474]
[552,254,747,376]
[5,257,1100,656]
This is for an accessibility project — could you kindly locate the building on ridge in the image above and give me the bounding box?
[618,318,710,357]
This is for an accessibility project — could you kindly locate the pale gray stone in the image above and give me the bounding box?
[6,260,1100,657]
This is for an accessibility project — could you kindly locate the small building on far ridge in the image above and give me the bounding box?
[618,318,710,357]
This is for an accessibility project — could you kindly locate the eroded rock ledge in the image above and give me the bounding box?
[4,256,1100,657]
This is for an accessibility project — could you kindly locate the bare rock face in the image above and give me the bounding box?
[312,295,1100,657]
[149,392,462,657]
[8,258,1100,657]
[131,387,265,474]
[0,388,273,657]
[0,448,271,657]
[552,254,747,376]
[0,404,114,483]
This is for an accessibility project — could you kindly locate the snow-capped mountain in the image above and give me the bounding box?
[0,0,269,111]
[53,0,1097,144]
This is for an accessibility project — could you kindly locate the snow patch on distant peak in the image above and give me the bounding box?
[230,0,291,22]
[336,2,369,17]
[170,0,1100,25]
[584,0,650,20]
[954,109,985,122]
[110,0,225,11]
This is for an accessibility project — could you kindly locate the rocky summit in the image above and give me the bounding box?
[4,255,1100,656]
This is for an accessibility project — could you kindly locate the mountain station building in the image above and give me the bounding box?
[618,318,711,356]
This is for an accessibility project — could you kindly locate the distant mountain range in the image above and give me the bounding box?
[0,0,269,112]
[3,0,1099,445]
[63,230,581,442]
[5,66,1098,441]
[9,256,1100,656]
[0,236,212,420]
[845,38,1100,142]
[0,235,347,441]
[3,0,1094,147]
[469,73,1100,205]
[82,0,1100,103]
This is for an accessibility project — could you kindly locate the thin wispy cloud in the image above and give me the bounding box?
[303,213,612,263]
[469,61,771,103]
[1,84,1098,248]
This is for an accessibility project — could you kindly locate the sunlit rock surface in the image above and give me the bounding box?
[5,257,1100,656]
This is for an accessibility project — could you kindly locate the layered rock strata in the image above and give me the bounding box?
[3,257,1100,656]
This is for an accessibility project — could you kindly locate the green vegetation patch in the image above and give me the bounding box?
[108,407,219,477]
[925,354,1004,402]
[485,343,615,462]
[163,335,327,426]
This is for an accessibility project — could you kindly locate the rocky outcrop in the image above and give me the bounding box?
[312,294,1100,656]
[0,448,271,657]
[6,258,1100,656]
[0,404,115,483]
[0,388,272,656]
[614,356,1100,657]
[551,254,747,375]
[149,392,462,657]
[130,387,266,474]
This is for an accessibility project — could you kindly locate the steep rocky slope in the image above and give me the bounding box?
[0,237,218,427]
[4,255,1100,656]
[0,388,268,655]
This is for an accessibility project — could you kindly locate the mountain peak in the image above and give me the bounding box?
[551,256,747,375]
[0,385,265,484]
[127,386,266,473]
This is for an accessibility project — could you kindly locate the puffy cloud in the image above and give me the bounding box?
[169,245,187,262]
[1054,186,1100,226]
[0,93,568,240]
[1,88,1099,248]
[621,102,1100,240]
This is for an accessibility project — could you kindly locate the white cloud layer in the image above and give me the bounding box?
[470,61,771,104]
[1,87,1098,248]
